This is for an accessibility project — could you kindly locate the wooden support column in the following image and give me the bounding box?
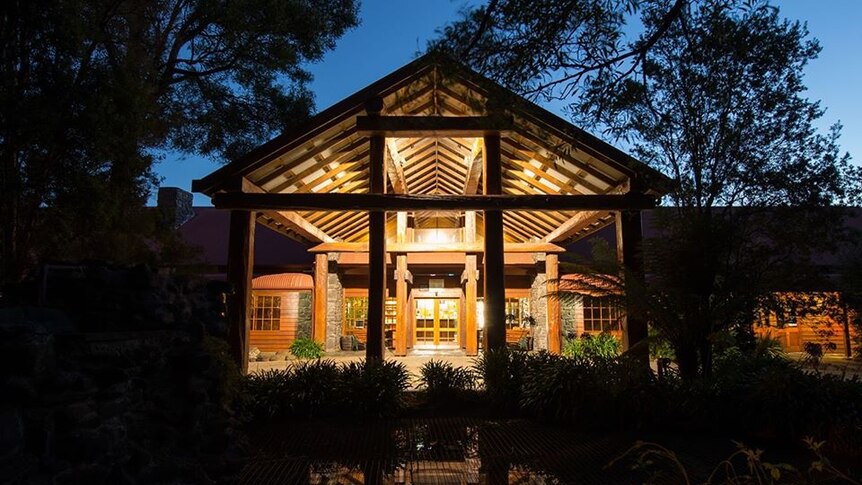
[843,300,852,359]
[395,211,408,356]
[546,253,561,354]
[616,209,648,365]
[227,210,255,374]
[313,252,328,346]
[366,97,387,362]
[483,133,506,350]
[464,210,479,356]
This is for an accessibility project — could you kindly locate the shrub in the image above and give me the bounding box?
[648,326,675,360]
[338,359,410,418]
[418,359,476,403]
[754,334,785,359]
[520,351,666,429]
[290,337,324,359]
[242,368,294,419]
[287,359,341,416]
[473,348,527,411]
[562,332,621,360]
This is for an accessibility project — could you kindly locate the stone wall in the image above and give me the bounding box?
[325,263,343,351]
[530,272,548,351]
[297,291,313,339]
[562,295,580,338]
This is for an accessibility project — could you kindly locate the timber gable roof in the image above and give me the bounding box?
[193,54,669,245]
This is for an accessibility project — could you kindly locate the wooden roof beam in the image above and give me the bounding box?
[356,115,513,137]
[543,210,611,243]
[385,139,409,193]
[231,178,335,243]
[309,241,566,254]
[463,138,484,194]
[213,192,657,212]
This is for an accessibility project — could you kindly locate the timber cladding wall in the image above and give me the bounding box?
[248,290,312,352]
[756,312,857,355]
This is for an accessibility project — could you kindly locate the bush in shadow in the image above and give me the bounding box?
[418,359,477,405]
[472,347,528,412]
[242,359,410,421]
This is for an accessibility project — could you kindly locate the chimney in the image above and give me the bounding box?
[157,187,195,228]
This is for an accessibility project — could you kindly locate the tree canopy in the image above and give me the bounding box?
[0,0,359,282]
[435,0,862,377]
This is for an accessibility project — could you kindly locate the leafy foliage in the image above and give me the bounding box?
[472,347,527,411]
[290,337,324,360]
[418,359,477,403]
[338,360,410,418]
[611,438,862,484]
[562,332,621,360]
[437,1,862,381]
[241,359,410,420]
[0,0,359,281]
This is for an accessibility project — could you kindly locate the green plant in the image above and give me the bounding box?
[562,333,620,360]
[649,326,675,361]
[609,438,861,485]
[290,337,324,359]
[286,359,341,417]
[803,342,825,369]
[755,334,785,359]
[242,368,294,419]
[473,348,527,411]
[418,360,476,402]
[338,359,410,418]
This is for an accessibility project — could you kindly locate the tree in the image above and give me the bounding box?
[0,0,359,283]
[435,0,861,379]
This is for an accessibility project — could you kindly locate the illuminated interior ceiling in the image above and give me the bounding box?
[238,60,641,244]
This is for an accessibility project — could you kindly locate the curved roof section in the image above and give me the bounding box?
[252,273,314,290]
[193,54,670,245]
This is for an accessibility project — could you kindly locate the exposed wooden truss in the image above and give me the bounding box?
[197,61,668,243]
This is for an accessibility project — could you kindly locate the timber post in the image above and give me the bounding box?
[464,210,479,356]
[313,252,328,346]
[395,211,408,356]
[616,207,648,366]
[483,132,506,350]
[366,96,387,362]
[227,209,255,374]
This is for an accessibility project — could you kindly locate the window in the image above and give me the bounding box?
[777,302,798,327]
[252,295,281,331]
[582,296,622,333]
[505,297,530,329]
[344,296,368,329]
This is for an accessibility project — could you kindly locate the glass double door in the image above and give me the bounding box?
[414,298,459,348]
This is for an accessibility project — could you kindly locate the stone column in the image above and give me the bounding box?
[530,270,548,351]
[325,255,343,351]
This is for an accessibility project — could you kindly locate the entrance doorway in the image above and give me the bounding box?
[414,298,460,349]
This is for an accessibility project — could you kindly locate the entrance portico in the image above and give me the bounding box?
[192,54,668,373]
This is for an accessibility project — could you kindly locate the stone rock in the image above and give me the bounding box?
[248,347,260,361]
[258,351,276,362]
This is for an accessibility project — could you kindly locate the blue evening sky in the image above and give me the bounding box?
[153,0,862,206]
